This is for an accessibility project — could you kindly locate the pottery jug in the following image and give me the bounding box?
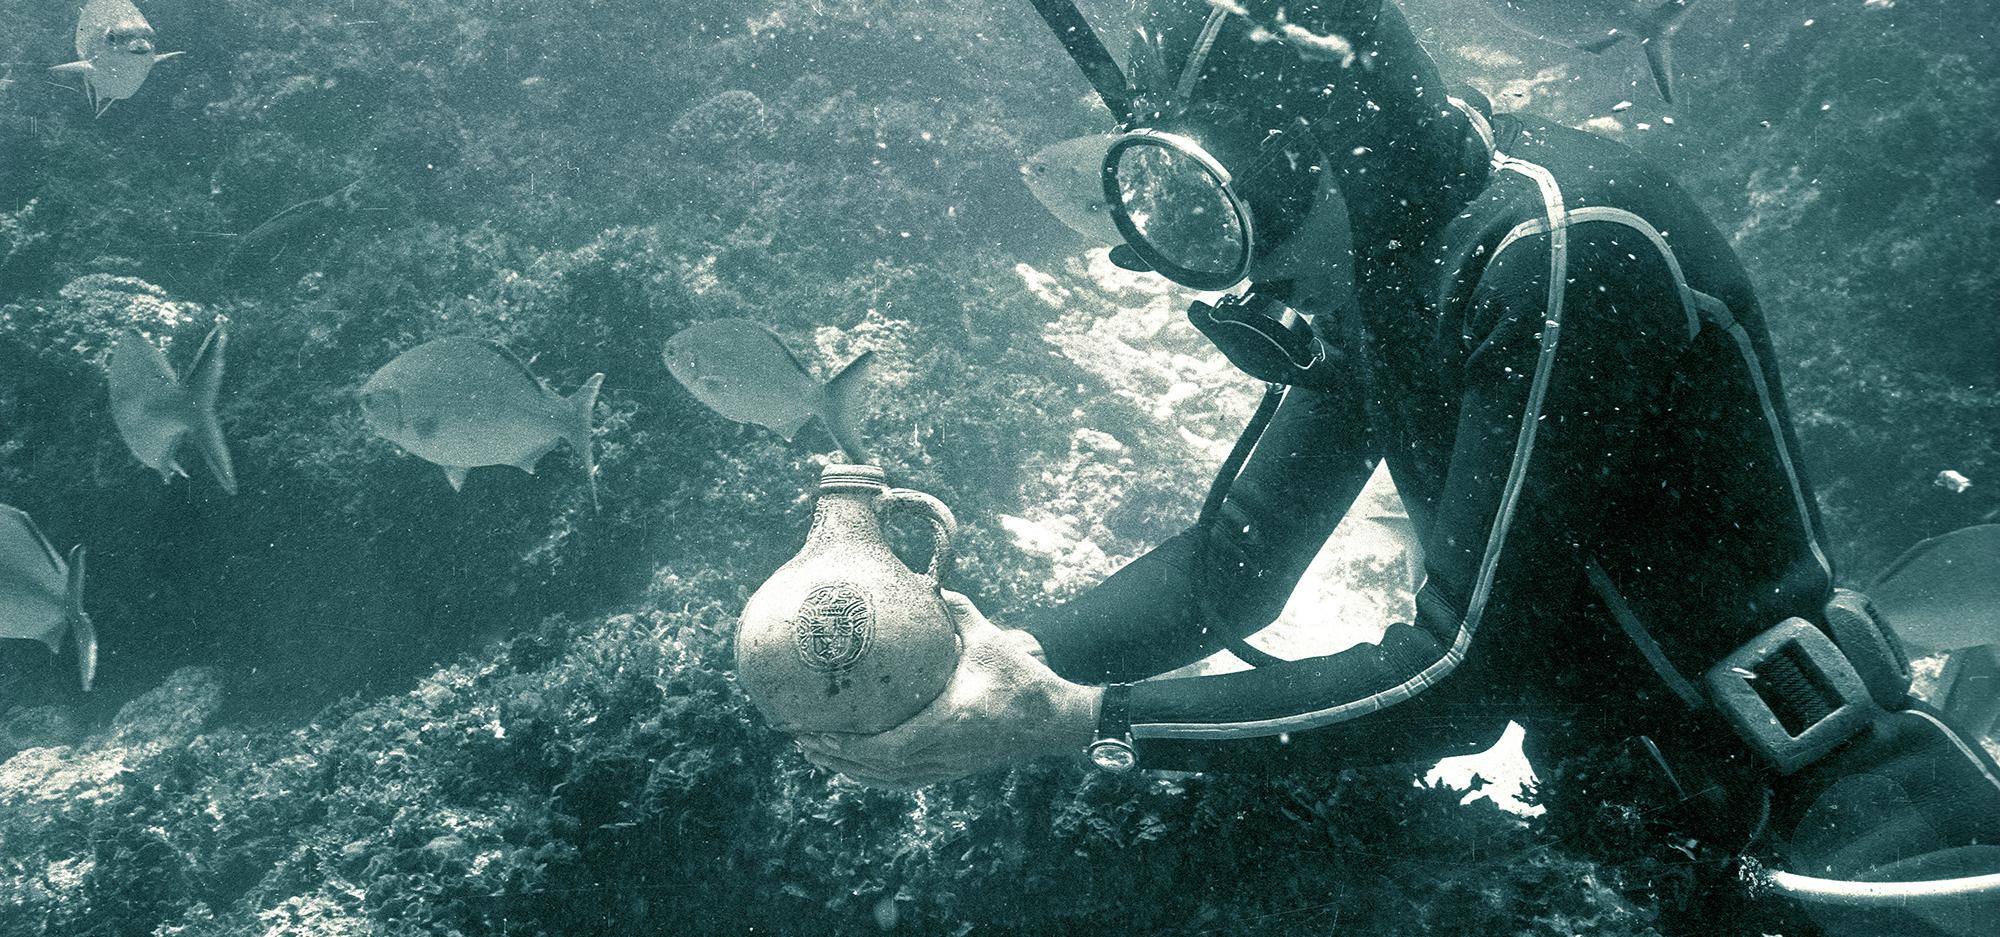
[736,464,960,734]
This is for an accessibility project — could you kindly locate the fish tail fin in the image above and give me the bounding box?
[66,544,96,692]
[1643,37,1677,104]
[187,323,238,494]
[568,373,605,511]
[819,351,875,463]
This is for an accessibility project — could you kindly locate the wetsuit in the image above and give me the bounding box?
[1017,109,2000,858]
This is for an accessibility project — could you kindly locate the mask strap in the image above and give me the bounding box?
[1175,7,1233,101]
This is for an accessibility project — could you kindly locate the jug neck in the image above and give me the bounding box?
[803,463,887,551]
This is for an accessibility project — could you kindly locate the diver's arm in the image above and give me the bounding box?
[1125,221,1697,772]
[1017,380,1376,683]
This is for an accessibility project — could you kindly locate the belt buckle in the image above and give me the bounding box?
[1705,618,1879,775]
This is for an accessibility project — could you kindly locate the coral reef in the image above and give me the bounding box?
[2,590,1664,936]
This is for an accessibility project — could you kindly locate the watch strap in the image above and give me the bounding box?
[1088,683,1138,773]
[1096,682,1134,742]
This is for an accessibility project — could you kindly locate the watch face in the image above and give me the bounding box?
[1090,741,1137,772]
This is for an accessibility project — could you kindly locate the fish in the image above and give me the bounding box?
[0,505,96,691]
[1867,523,2000,768]
[359,336,604,502]
[48,0,184,118]
[662,318,874,462]
[1868,524,2000,654]
[1021,134,1125,246]
[1482,1,1694,103]
[108,323,238,495]
[213,179,365,280]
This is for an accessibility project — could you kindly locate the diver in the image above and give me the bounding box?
[799,2,2000,933]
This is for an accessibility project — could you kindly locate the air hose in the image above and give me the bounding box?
[1764,868,2000,905]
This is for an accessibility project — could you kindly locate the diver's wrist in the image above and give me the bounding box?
[1051,682,1103,755]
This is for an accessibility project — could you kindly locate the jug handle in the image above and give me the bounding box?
[877,489,957,586]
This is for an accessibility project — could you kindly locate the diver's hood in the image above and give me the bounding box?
[1025,0,1381,290]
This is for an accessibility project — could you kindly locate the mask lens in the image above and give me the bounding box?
[1107,136,1250,290]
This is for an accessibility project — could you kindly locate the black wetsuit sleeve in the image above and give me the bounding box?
[1016,382,1377,683]
[1116,216,1699,773]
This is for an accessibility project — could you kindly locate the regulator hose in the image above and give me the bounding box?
[1765,868,2000,905]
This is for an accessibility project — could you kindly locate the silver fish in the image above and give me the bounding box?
[109,323,238,494]
[1021,134,1125,246]
[48,0,184,118]
[359,336,603,502]
[1483,0,1694,103]
[213,179,365,280]
[1868,524,2000,654]
[662,319,874,462]
[0,505,95,691]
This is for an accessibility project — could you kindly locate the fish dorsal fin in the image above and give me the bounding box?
[0,505,66,578]
[477,338,550,392]
[1579,32,1624,54]
[442,465,470,491]
[758,329,823,443]
[759,325,817,380]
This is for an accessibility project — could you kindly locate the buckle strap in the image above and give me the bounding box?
[1822,588,1913,707]
[1706,619,1882,775]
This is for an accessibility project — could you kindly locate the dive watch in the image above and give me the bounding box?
[1087,683,1137,773]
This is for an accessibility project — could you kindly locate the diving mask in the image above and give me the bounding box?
[1101,118,1326,291]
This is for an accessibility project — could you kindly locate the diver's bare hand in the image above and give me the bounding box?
[797,591,1100,790]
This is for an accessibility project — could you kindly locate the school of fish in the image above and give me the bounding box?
[8,0,1991,748]
[6,311,876,691]
[8,5,888,688]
